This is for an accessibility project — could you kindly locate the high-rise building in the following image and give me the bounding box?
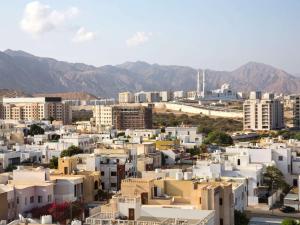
[0,98,3,119]
[243,92,284,130]
[288,95,300,129]
[134,91,148,103]
[93,105,153,130]
[119,92,134,103]
[2,97,72,124]
[159,91,172,102]
[93,105,113,130]
[173,91,187,100]
[113,105,152,130]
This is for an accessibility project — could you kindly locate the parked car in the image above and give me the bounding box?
[280,206,296,213]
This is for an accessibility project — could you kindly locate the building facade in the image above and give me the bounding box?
[120,178,234,225]
[290,95,300,129]
[119,92,134,104]
[243,92,284,130]
[113,105,152,130]
[3,97,71,124]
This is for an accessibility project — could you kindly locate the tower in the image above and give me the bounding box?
[197,70,201,98]
[202,69,206,98]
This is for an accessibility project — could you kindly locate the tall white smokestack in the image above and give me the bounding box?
[197,70,201,97]
[202,70,206,98]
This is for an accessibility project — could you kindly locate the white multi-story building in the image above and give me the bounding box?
[134,92,147,103]
[118,92,134,104]
[165,127,203,147]
[59,133,94,152]
[7,166,54,215]
[0,150,21,170]
[243,92,284,130]
[159,91,172,102]
[173,91,187,100]
[125,129,161,141]
[93,105,113,131]
[2,97,72,124]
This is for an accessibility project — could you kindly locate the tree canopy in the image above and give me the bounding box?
[60,146,83,158]
[49,156,58,169]
[28,124,45,136]
[234,210,249,225]
[264,166,289,192]
[281,219,299,225]
[153,113,243,133]
[204,131,233,146]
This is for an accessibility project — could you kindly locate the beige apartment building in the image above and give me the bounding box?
[243,92,284,130]
[119,92,134,103]
[93,105,113,130]
[288,95,300,129]
[0,98,3,119]
[51,157,101,203]
[2,97,72,124]
[119,178,234,225]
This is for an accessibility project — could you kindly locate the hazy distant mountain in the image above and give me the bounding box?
[0,89,30,98]
[0,49,299,97]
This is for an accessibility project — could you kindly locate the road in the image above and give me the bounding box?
[246,207,300,219]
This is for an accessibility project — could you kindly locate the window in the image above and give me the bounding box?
[237,159,240,166]
[30,196,34,204]
[38,196,43,203]
[111,171,117,176]
[25,197,27,205]
[111,183,117,188]
[278,156,283,161]
[48,195,52,203]
[101,171,105,176]
[219,198,223,205]
[199,197,201,204]
[17,197,19,204]
[74,185,77,197]
[94,181,99,190]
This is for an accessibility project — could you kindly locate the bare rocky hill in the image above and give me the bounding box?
[0,49,299,97]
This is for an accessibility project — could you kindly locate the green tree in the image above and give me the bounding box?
[197,126,213,135]
[48,116,55,124]
[28,124,45,136]
[49,156,58,169]
[204,131,233,146]
[234,210,249,225]
[187,146,201,156]
[292,133,300,141]
[281,219,299,225]
[60,146,83,157]
[264,166,289,193]
[5,164,17,172]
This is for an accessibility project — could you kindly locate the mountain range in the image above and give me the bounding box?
[0,49,299,98]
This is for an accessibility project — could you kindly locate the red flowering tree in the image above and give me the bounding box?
[28,201,84,223]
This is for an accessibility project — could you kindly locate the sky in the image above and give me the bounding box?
[0,0,300,73]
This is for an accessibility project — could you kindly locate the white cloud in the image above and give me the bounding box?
[20,1,79,37]
[126,32,152,47]
[72,27,96,43]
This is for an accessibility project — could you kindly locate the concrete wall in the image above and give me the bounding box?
[268,189,282,208]
[145,102,243,118]
[0,192,8,220]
